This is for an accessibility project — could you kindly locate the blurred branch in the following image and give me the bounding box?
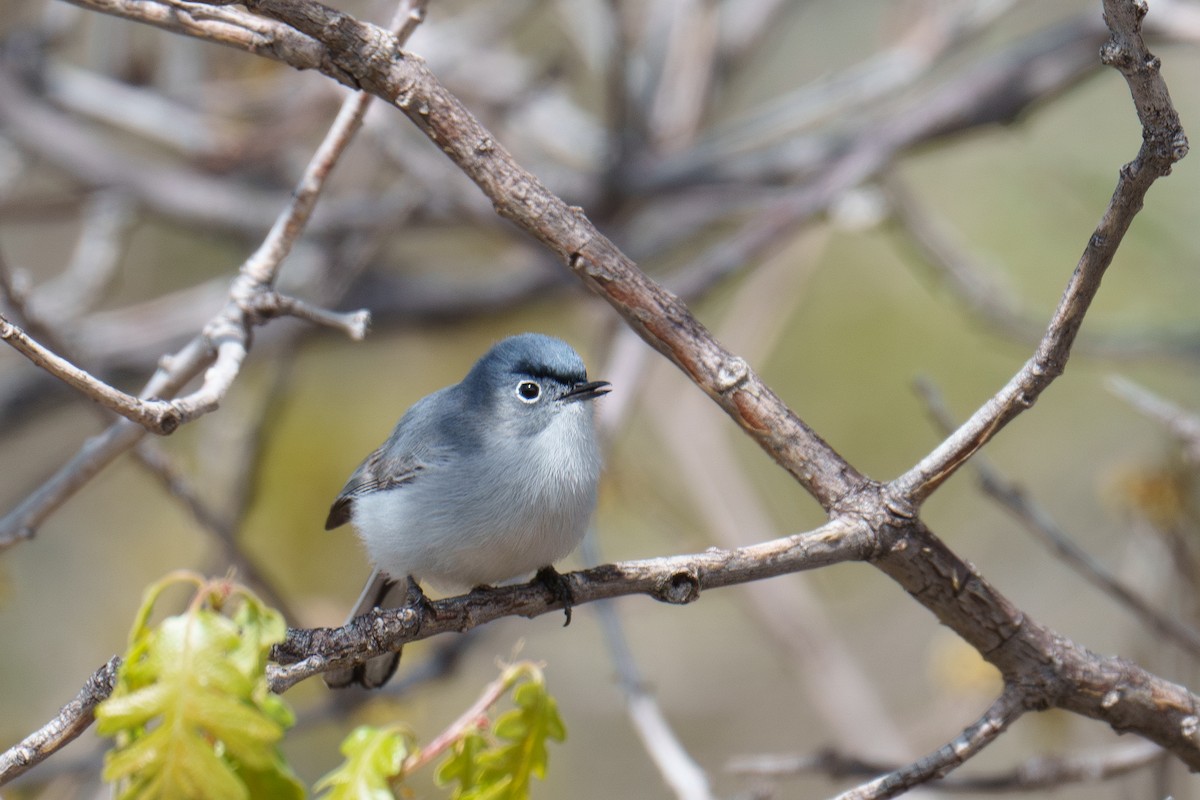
[210,0,866,512]
[10,0,1200,784]
[729,740,1165,793]
[644,12,1109,300]
[43,61,242,159]
[648,237,914,756]
[132,439,298,619]
[649,0,1021,191]
[69,0,1194,771]
[0,336,209,548]
[0,657,120,787]
[914,376,1200,658]
[830,686,1026,800]
[583,535,715,800]
[33,190,135,322]
[0,0,439,544]
[1108,375,1200,466]
[883,176,1033,341]
[585,325,717,799]
[0,69,418,237]
[1,247,298,619]
[886,175,1200,359]
[893,0,1188,503]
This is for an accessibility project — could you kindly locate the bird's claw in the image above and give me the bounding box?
[534,566,575,626]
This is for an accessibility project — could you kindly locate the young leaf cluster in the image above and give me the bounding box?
[314,725,411,800]
[314,662,567,800]
[435,664,567,800]
[95,572,304,800]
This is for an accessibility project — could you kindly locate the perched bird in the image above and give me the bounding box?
[324,333,609,688]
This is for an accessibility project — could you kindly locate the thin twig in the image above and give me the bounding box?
[2,244,294,620]
[0,0,424,543]
[0,335,213,548]
[0,311,183,433]
[830,686,1026,800]
[245,292,370,340]
[0,657,121,787]
[893,0,1188,503]
[401,660,526,774]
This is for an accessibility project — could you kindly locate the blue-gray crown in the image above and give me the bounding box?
[469,333,588,385]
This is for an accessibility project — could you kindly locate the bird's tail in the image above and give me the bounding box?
[323,568,403,689]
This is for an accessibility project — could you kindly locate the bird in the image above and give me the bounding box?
[323,333,609,688]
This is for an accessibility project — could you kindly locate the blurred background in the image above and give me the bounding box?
[2,0,1200,797]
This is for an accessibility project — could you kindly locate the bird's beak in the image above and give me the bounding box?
[560,380,611,403]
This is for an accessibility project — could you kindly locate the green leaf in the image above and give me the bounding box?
[434,729,488,794]
[96,575,300,800]
[436,666,566,800]
[314,725,411,800]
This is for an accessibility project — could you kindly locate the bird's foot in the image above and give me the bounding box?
[534,565,575,626]
[404,576,436,619]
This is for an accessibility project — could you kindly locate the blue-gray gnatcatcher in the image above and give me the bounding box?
[323,333,610,688]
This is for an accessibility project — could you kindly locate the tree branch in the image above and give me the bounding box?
[830,685,1026,800]
[268,518,874,692]
[0,657,120,787]
[914,376,1200,657]
[893,0,1188,503]
[0,0,422,542]
[0,312,183,433]
[12,0,1199,784]
[183,0,866,514]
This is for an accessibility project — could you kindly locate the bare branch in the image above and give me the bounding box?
[245,292,370,340]
[0,312,183,433]
[0,658,120,787]
[0,335,213,548]
[0,0,436,542]
[58,0,1198,770]
[893,0,1188,503]
[58,0,327,70]
[268,517,874,692]
[830,686,1026,800]
[9,0,1200,784]
[209,0,865,512]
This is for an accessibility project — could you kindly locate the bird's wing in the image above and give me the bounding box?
[324,448,426,530]
[324,387,466,531]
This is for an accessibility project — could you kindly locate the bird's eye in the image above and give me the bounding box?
[516,381,541,402]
